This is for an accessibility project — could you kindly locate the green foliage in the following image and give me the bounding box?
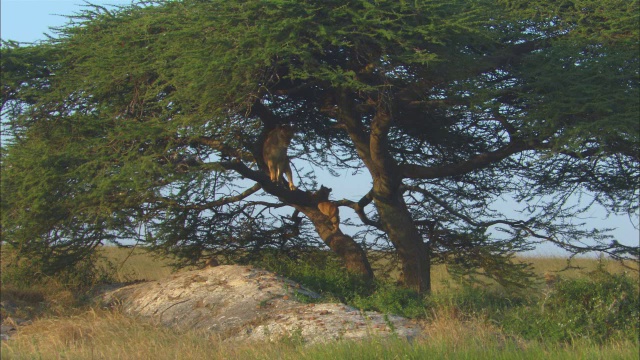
[428,285,528,321]
[500,268,640,343]
[351,282,428,319]
[1,0,638,287]
[250,251,431,317]
[250,251,371,301]
[1,247,119,291]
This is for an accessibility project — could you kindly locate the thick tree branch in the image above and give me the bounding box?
[369,105,403,198]
[401,140,538,179]
[337,90,373,166]
[369,107,392,170]
[219,160,317,207]
[154,183,263,211]
[249,101,281,128]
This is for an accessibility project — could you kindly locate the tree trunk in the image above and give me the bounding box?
[325,232,374,279]
[299,206,374,281]
[374,194,431,293]
[336,94,429,291]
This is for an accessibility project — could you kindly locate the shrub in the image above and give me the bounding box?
[427,285,527,321]
[251,251,430,317]
[351,282,428,318]
[501,267,639,343]
[2,247,118,289]
[249,251,371,301]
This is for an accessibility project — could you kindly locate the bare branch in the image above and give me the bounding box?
[339,189,383,230]
[403,185,638,261]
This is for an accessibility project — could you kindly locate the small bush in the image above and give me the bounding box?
[351,282,428,318]
[1,248,120,318]
[427,285,527,321]
[250,251,371,301]
[2,255,117,291]
[500,268,639,343]
[251,251,432,317]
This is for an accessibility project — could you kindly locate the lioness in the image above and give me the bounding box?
[263,125,296,190]
[315,186,339,231]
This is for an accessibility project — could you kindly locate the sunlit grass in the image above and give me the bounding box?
[516,255,638,277]
[1,307,637,360]
[97,246,638,290]
[1,247,638,359]
[96,246,179,282]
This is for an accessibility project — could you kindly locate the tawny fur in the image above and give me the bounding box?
[314,186,339,231]
[263,125,296,190]
[318,201,340,231]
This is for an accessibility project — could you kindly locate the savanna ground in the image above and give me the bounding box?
[1,247,638,359]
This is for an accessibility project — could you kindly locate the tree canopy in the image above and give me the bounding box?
[2,0,638,292]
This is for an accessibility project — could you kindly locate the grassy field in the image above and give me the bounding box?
[1,247,638,359]
[96,246,636,288]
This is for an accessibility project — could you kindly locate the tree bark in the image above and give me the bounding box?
[337,93,431,292]
[298,205,374,281]
[374,193,431,293]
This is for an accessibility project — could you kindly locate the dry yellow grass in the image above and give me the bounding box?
[517,255,638,276]
[1,308,244,360]
[97,246,186,282]
[2,306,637,360]
[97,246,639,290]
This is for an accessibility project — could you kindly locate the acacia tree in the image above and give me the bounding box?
[2,0,638,292]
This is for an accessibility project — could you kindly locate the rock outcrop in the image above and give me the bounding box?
[101,265,421,344]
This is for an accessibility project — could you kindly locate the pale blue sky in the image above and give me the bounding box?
[1,1,134,43]
[2,0,638,255]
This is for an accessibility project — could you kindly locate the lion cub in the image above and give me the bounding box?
[263,125,296,190]
[315,186,340,231]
